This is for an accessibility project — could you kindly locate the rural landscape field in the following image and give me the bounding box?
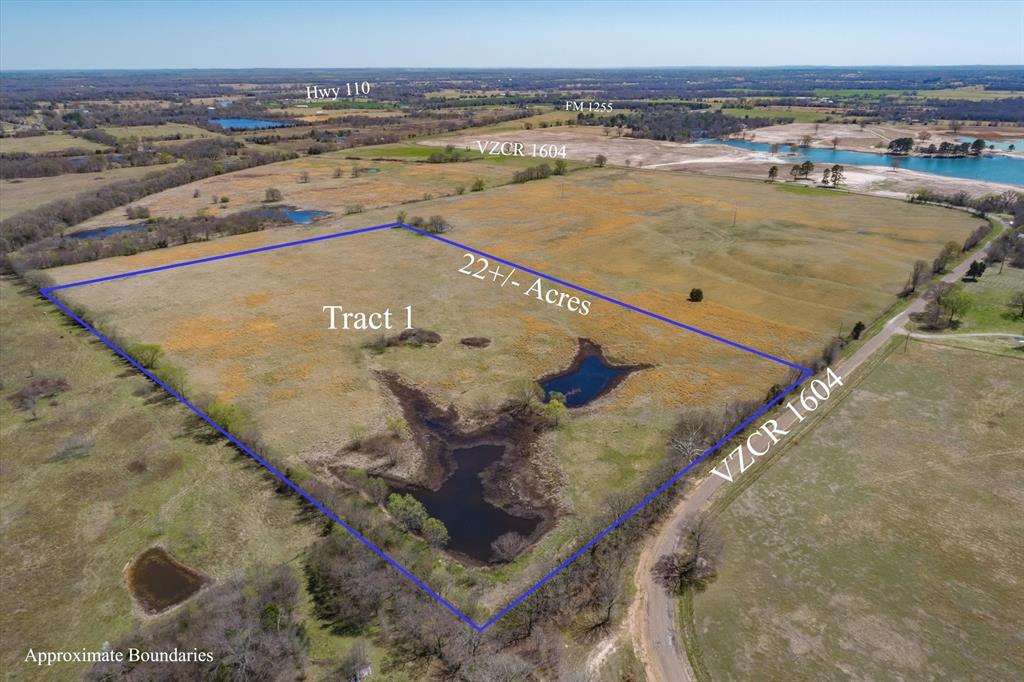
[1,1,1021,681]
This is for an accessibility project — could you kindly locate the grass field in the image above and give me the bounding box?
[42,166,980,607]
[67,151,547,232]
[0,131,107,155]
[945,264,1024,334]
[0,163,181,221]
[0,277,317,680]
[100,123,223,141]
[813,86,1021,101]
[717,106,841,123]
[689,340,1024,680]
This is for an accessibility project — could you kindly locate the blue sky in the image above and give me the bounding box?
[1,0,1021,69]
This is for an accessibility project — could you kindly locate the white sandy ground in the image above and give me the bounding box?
[424,127,1020,198]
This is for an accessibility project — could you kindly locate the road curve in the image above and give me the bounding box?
[630,216,1008,682]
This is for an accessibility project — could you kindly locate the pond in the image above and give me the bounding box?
[210,118,292,130]
[540,339,647,408]
[263,208,329,224]
[698,139,1024,185]
[406,443,541,562]
[68,223,147,240]
[126,546,206,613]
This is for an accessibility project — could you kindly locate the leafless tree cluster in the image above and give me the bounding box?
[652,516,722,594]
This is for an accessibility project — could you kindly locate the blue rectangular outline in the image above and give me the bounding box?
[40,221,813,631]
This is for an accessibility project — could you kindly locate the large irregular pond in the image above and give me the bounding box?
[126,546,206,614]
[396,339,647,563]
[699,138,1024,185]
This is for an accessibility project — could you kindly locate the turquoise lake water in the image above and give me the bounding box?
[700,139,1023,186]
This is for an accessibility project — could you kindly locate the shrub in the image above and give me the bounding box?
[387,493,428,532]
[152,364,188,395]
[422,518,449,547]
[264,187,283,202]
[386,415,409,439]
[128,343,163,369]
[205,400,249,434]
[688,288,704,302]
[470,177,485,192]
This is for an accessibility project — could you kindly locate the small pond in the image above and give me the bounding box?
[210,118,292,130]
[406,443,541,563]
[540,340,645,408]
[126,546,206,613]
[268,208,329,224]
[68,223,147,240]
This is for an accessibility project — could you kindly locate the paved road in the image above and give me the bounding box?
[629,217,1008,682]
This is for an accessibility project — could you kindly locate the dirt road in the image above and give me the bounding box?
[628,217,1008,682]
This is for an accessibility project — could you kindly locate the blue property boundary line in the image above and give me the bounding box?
[40,221,813,631]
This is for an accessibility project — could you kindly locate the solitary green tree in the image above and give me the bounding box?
[943,288,973,325]
[767,165,778,182]
[689,288,704,302]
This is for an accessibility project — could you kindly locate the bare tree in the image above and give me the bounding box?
[902,259,931,296]
[1010,291,1024,318]
[652,516,722,594]
[491,531,529,562]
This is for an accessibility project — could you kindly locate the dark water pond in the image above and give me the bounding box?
[68,223,147,240]
[126,547,205,613]
[407,443,540,563]
[541,346,640,408]
[210,118,291,130]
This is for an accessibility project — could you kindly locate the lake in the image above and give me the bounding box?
[406,443,541,562]
[699,139,1024,185]
[210,118,292,130]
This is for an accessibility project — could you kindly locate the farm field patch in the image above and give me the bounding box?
[67,154,523,232]
[100,123,225,141]
[0,277,316,679]
[690,340,1024,680]
[0,131,107,154]
[0,163,181,221]
[43,166,980,607]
